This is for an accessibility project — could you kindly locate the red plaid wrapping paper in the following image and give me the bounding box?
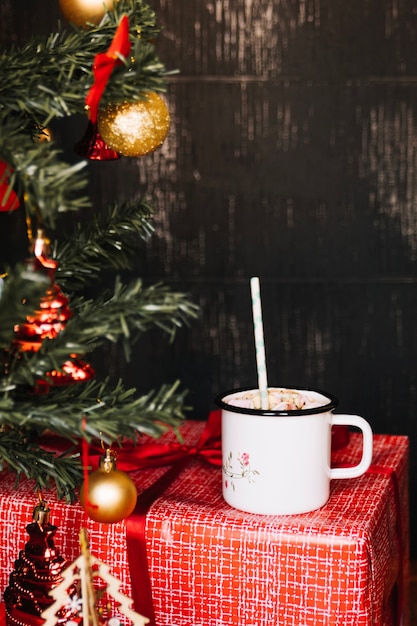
[0,421,409,626]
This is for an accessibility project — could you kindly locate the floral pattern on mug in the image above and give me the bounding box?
[223,451,260,490]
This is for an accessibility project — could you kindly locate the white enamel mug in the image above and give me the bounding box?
[215,387,373,515]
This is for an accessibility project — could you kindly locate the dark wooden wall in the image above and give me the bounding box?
[2,1,417,554]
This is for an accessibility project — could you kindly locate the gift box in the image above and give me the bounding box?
[0,416,409,626]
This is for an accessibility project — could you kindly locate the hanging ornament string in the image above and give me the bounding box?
[85,14,131,123]
[81,416,99,517]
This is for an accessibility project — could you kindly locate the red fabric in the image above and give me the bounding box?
[85,15,131,123]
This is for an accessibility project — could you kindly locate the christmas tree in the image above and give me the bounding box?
[0,0,198,501]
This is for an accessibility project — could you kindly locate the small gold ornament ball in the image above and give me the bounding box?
[98,93,171,157]
[80,465,137,524]
[59,0,117,27]
[37,127,53,143]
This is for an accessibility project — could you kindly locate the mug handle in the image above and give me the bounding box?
[329,415,373,479]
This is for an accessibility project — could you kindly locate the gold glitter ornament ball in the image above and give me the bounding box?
[59,0,117,27]
[97,93,171,157]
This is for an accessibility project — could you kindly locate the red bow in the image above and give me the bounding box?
[123,412,222,626]
[85,15,131,123]
[86,409,222,471]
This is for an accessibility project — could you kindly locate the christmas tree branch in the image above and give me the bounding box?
[0,0,172,127]
[62,278,199,354]
[0,378,189,499]
[1,278,198,389]
[0,110,92,229]
[54,199,155,291]
[0,378,188,442]
[0,429,81,501]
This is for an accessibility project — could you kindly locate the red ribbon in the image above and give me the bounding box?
[125,411,222,625]
[85,15,131,123]
[82,410,222,472]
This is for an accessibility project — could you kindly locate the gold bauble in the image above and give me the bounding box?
[80,451,137,524]
[97,93,170,157]
[59,0,117,27]
[37,127,53,143]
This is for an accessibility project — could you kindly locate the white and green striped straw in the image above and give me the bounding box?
[250,276,269,410]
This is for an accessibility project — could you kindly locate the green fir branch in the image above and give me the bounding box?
[0,0,171,127]
[0,429,81,501]
[98,39,176,107]
[0,377,189,499]
[54,199,155,291]
[1,278,199,387]
[73,277,196,360]
[66,278,199,355]
[0,110,91,228]
[0,378,188,443]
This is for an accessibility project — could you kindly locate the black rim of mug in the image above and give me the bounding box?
[214,386,339,416]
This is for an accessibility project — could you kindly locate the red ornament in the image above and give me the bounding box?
[0,160,19,212]
[13,230,95,387]
[4,500,75,626]
[46,357,95,386]
[14,282,73,351]
[74,120,120,160]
